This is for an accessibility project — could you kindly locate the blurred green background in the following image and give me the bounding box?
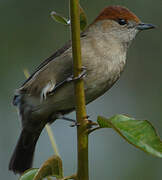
[1,0,162,179]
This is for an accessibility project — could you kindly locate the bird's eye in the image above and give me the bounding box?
[117,19,127,25]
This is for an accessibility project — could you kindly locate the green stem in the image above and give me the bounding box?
[45,125,60,156]
[70,1,89,180]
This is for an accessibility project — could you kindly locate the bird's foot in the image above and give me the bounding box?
[70,116,98,128]
[70,122,80,127]
[66,66,87,82]
[86,119,98,128]
[56,114,98,128]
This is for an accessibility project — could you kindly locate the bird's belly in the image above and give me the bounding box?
[84,66,122,104]
[31,60,125,116]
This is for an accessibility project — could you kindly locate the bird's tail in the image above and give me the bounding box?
[9,128,42,174]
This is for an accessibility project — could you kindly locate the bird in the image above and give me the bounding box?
[9,5,155,174]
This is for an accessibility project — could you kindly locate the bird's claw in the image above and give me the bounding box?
[70,116,98,128]
[87,120,98,127]
[66,66,87,82]
[70,122,80,127]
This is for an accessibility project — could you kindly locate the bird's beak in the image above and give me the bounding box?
[136,23,156,30]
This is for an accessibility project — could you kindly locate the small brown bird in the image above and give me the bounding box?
[9,5,155,174]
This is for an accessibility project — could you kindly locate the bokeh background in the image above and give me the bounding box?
[1,0,162,179]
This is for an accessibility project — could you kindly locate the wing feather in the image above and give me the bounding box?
[21,41,71,87]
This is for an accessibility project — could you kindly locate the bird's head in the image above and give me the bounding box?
[90,6,155,47]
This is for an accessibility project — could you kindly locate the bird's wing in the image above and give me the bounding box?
[18,40,74,100]
[15,32,88,103]
[22,41,72,87]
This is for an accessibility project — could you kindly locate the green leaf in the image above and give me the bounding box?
[79,5,88,31]
[97,115,162,158]
[19,169,39,180]
[33,155,63,180]
[51,11,70,26]
[51,5,87,31]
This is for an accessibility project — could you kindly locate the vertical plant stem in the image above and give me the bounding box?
[70,0,89,180]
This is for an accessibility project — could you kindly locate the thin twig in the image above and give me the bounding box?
[45,125,60,156]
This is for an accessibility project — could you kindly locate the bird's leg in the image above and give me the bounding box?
[56,113,75,122]
[66,66,87,82]
[57,114,98,128]
[55,114,97,127]
[49,66,86,94]
[69,115,98,128]
[55,113,80,127]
